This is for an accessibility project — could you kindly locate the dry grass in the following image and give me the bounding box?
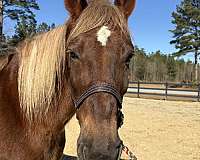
[64,98,200,160]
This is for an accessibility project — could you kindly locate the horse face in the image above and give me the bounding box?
[68,28,134,160]
[65,0,135,159]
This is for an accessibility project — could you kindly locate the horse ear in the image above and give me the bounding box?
[64,0,88,19]
[114,0,136,18]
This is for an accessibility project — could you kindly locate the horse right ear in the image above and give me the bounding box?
[64,0,88,20]
[114,0,136,18]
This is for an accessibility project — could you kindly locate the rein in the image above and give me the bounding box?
[117,143,137,160]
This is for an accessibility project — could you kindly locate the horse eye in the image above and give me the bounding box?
[125,51,134,68]
[67,50,80,60]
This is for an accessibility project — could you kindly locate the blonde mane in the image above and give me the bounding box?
[18,25,67,119]
[17,0,129,120]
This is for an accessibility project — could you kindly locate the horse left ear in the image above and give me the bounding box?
[114,0,136,18]
[64,0,88,20]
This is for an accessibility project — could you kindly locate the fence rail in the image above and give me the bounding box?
[127,81,200,102]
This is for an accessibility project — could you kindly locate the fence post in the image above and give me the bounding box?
[198,83,200,102]
[137,81,140,98]
[165,82,168,100]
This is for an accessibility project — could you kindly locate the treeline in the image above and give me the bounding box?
[129,47,200,82]
[1,21,55,55]
[7,21,55,46]
[0,0,55,53]
[1,0,199,83]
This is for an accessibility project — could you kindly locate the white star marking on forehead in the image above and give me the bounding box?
[97,26,111,46]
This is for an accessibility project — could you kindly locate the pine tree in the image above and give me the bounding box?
[37,22,55,33]
[0,0,3,40]
[9,21,56,45]
[0,0,39,41]
[9,16,37,45]
[170,0,200,81]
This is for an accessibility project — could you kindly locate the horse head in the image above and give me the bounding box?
[65,0,136,159]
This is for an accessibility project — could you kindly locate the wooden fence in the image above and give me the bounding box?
[127,81,200,102]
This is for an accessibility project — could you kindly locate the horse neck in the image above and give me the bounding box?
[1,53,75,133]
[27,79,76,133]
[0,54,31,148]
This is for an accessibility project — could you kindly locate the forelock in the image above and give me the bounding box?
[67,0,129,45]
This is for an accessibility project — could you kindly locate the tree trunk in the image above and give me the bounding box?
[194,49,198,81]
[0,0,3,42]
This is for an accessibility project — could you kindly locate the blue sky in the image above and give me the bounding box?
[4,0,193,60]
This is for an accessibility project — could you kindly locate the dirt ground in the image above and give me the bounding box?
[64,97,200,160]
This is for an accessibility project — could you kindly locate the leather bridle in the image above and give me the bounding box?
[73,83,123,109]
[73,82,124,128]
[72,82,125,160]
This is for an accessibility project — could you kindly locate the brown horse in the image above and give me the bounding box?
[0,0,135,159]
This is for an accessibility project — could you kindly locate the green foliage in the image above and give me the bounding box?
[9,16,36,45]
[9,21,55,45]
[0,0,39,41]
[170,0,200,81]
[130,47,199,82]
[0,0,40,45]
[3,0,39,21]
[170,0,200,58]
[37,22,55,33]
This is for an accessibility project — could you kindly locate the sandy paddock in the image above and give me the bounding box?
[64,97,200,160]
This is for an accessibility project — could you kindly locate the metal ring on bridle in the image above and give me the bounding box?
[74,83,123,109]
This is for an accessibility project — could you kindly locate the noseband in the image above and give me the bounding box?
[73,83,124,128]
[72,83,133,159]
[74,83,123,109]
